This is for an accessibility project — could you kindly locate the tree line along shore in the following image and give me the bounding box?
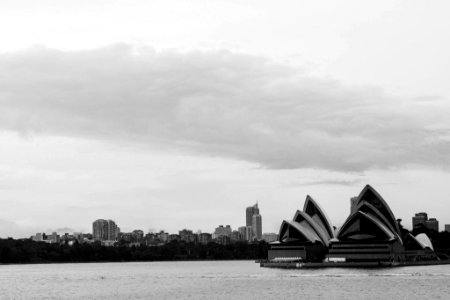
[0,238,269,264]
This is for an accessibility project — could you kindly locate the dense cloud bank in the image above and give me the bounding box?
[1,45,449,171]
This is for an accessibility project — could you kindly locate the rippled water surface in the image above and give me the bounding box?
[1,261,450,299]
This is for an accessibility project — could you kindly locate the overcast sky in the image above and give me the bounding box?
[1,0,450,237]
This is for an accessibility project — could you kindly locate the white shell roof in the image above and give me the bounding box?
[415,233,434,251]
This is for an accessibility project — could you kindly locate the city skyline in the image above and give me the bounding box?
[20,203,450,241]
[1,1,450,238]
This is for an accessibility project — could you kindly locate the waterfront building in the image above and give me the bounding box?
[269,185,438,263]
[93,219,119,241]
[252,214,262,240]
[262,233,278,243]
[412,212,428,229]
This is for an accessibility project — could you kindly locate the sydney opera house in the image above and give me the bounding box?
[268,185,438,263]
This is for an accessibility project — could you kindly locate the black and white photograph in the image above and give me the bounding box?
[1,0,450,299]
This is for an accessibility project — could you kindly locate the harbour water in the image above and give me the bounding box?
[1,260,450,299]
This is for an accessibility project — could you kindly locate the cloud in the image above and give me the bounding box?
[286,179,362,187]
[0,219,37,238]
[0,44,449,172]
[45,227,76,234]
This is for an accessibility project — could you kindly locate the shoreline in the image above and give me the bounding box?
[0,259,257,266]
[260,259,450,269]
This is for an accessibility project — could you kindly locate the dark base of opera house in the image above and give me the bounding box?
[262,185,445,268]
[260,259,450,269]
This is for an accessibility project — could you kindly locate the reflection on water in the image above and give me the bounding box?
[1,261,450,299]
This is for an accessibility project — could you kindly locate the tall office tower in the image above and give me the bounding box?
[245,226,253,241]
[350,196,358,214]
[425,218,439,232]
[93,219,119,241]
[412,212,428,229]
[252,213,262,240]
[246,203,259,227]
[93,219,107,241]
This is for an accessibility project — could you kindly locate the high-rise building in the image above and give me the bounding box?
[246,203,259,227]
[425,218,439,232]
[93,219,119,241]
[245,226,253,241]
[412,212,428,229]
[350,196,358,214]
[246,202,262,240]
[252,214,262,240]
[445,224,450,232]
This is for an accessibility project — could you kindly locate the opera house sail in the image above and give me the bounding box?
[268,195,333,262]
[267,185,439,264]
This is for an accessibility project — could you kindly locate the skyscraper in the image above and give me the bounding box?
[350,196,358,214]
[412,212,428,228]
[245,202,262,240]
[93,219,119,241]
[246,203,259,227]
[425,218,439,232]
[252,213,262,240]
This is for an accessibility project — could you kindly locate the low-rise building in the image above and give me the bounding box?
[179,229,196,243]
[213,225,232,239]
[230,230,241,241]
[262,233,278,243]
[445,224,450,232]
[198,233,212,244]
